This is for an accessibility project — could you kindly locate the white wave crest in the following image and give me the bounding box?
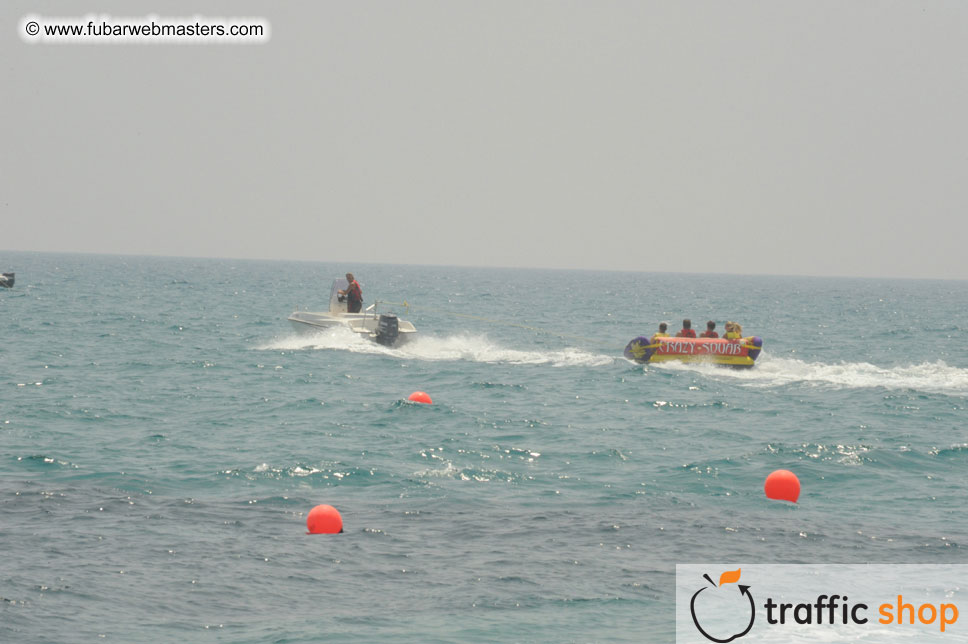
[413,462,460,479]
[257,327,614,368]
[659,353,968,395]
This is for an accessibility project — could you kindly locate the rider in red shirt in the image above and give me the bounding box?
[700,320,719,338]
[676,319,697,338]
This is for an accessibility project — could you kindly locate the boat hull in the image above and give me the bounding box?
[288,311,417,346]
[624,336,762,368]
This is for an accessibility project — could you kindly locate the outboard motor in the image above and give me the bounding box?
[375,314,400,346]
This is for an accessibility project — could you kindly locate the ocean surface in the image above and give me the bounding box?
[2,252,967,643]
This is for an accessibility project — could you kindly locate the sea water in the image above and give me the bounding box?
[1,252,966,643]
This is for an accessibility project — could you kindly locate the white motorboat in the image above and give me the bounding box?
[0,272,13,288]
[288,278,417,346]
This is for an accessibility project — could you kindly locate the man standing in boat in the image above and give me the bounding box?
[338,273,363,313]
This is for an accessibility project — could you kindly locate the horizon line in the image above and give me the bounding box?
[2,247,965,283]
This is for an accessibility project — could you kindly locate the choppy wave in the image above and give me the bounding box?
[658,354,968,395]
[257,328,614,368]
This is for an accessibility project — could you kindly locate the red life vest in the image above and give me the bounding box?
[678,329,697,338]
[700,331,719,338]
[346,280,362,304]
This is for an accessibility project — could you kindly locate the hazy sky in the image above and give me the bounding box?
[3,1,967,279]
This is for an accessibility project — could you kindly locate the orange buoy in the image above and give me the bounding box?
[408,391,432,404]
[306,504,343,534]
[764,469,800,503]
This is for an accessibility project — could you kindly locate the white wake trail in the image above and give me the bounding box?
[258,328,614,368]
[658,353,968,395]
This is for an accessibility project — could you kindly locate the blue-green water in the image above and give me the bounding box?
[2,252,967,643]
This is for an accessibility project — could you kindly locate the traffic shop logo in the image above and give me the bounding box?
[689,569,755,643]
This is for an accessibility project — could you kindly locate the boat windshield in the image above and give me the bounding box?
[329,278,349,314]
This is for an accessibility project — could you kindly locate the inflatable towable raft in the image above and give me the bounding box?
[623,336,763,368]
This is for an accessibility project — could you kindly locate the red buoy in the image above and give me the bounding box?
[408,391,432,404]
[306,504,343,534]
[764,470,800,503]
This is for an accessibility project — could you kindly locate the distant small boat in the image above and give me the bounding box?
[0,273,13,288]
[624,335,763,368]
[288,278,417,346]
